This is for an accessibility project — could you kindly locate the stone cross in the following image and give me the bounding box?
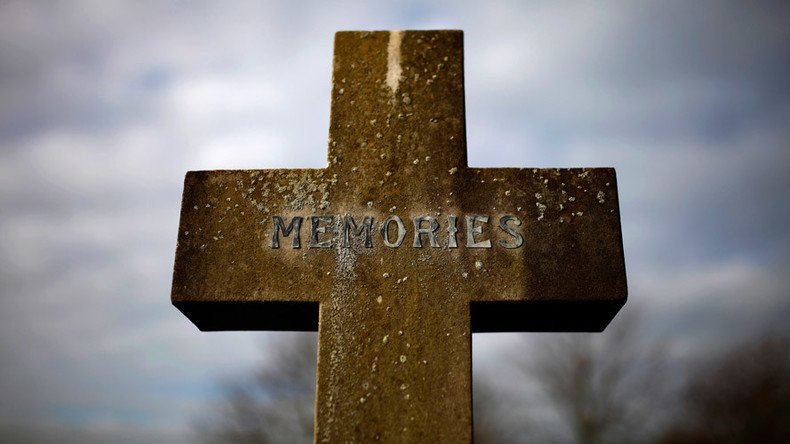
[172,30,626,442]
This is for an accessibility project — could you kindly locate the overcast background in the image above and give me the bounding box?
[0,0,788,442]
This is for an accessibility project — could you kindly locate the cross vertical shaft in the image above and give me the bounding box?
[315,31,473,442]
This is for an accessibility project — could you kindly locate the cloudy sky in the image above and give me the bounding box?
[0,0,788,442]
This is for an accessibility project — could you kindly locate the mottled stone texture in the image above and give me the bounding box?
[172,30,626,443]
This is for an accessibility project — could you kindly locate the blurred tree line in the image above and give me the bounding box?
[194,313,790,443]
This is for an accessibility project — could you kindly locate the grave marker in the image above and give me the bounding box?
[172,30,627,442]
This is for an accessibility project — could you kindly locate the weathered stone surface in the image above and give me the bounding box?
[172,30,626,443]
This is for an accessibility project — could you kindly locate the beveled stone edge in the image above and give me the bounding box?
[173,300,320,332]
[172,295,626,333]
[471,296,627,333]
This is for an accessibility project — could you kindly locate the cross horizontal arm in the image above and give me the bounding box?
[172,165,626,332]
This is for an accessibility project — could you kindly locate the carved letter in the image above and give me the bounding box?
[309,216,335,248]
[465,214,492,248]
[272,216,303,248]
[380,215,406,248]
[447,215,459,248]
[498,215,524,249]
[412,216,440,248]
[342,215,373,248]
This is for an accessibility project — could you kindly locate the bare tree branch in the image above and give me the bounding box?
[659,336,790,444]
[194,333,317,444]
[503,309,671,444]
